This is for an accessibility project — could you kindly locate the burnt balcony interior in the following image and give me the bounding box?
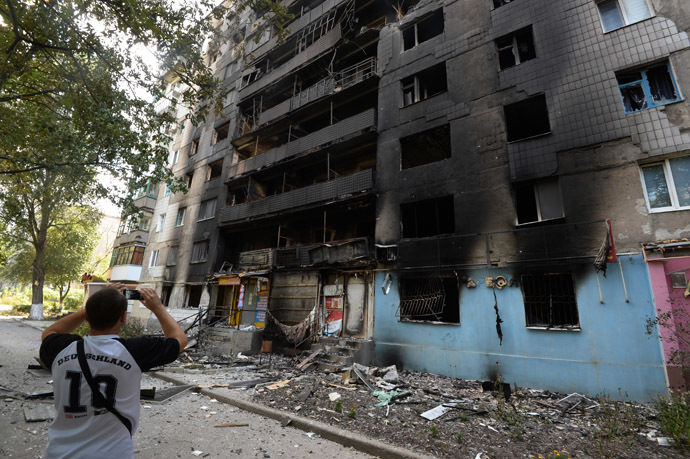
[243,0,389,83]
[226,139,376,206]
[220,201,375,267]
[232,79,378,160]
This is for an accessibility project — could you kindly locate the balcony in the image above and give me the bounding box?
[237,237,371,270]
[242,57,377,132]
[397,220,609,269]
[219,168,373,224]
[114,229,150,246]
[239,23,342,101]
[245,0,350,64]
[228,108,375,178]
[133,195,157,213]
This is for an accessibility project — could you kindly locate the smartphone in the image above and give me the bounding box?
[124,289,143,301]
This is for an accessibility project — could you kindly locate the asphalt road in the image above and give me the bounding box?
[0,318,372,458]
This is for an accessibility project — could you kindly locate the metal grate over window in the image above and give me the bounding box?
[521,273,579,328]
[398,277,445,321]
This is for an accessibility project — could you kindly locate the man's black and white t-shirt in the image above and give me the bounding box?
[40,334,179,459]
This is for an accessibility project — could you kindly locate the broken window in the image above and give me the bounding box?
[401,195,455,238]
[164,185,172,197]
[493,0,514,7]
[191,241,210,263]
[185,172,194,189]
[400,124,452,169]
[402,9,444,51]
[597,0,652,32]
[398,274,460,323]
[167,246,178,266]
[175,207,185,227]
[197,198,217,221]
[206,159,223,181]
[504,94,550,142]
[213,122,230,144]
[401,63,447,107]
[521,273,579,328]
[515,178,564,224]
[190,138,199,156]
[170,150,179,167]
[617,62,680,114]
[640,155,690,211]
[496,26,536,70]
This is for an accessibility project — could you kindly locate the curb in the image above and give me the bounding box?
[11,318,48,333]
[152,372,428,459]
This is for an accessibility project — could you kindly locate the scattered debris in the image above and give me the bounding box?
[266,379,290,390]
[371,390,411,407]
[191,450,203,456]
[328,392,341,402]
[295,350,323,370]
[214,423,249,428]
[420,402,457,420]
[352,365,376,392]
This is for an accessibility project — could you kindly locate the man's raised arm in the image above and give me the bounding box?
[138,288,188,350]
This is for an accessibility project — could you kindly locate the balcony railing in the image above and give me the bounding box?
[397,220,609,269]
[237,237,371,269]
[245,0,350,64]
[244,57,377,131]
[220,168,373,224]
[228,108,376,178]
[239,23,342,100]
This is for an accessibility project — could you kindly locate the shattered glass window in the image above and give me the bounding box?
[617,62,679,114]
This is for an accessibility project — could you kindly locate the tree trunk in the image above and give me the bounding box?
[58,283,70,314]
[28,220,49,320]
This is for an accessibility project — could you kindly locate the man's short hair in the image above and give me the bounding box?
[85,288,127,330]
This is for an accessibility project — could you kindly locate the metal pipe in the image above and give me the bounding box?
[618,260,629,303]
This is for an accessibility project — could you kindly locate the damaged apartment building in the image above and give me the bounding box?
[115,0,690,401]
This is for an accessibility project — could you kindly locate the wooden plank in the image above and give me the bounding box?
[295,350,323,370]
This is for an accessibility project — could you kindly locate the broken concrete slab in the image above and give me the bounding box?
[23,404,54,422]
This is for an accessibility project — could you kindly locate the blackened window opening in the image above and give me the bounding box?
[493,0,514,7]
[402,9,444,51]
[401,62,447,106]
[521,273,579,328]
[504,94,550,142]
[214,122,230,144]
[401,195,455,238]
[401,124,451,169]
[207,159,223,181]
[398,275,459,323]
[496,26,535,70]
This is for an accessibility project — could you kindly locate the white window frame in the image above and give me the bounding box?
[175,208,186,227]
[171,150,179,167]
[149,250,159,268]
[639,158,690,213]
[596,0,654,33]
[156,213,166,232]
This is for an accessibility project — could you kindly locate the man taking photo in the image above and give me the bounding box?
[39,286,187,459]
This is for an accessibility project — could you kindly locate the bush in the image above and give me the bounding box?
[657,393,690,448]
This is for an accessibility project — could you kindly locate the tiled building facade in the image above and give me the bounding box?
[115,0,690,399]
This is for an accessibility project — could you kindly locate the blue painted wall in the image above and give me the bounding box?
[374,255,667,401]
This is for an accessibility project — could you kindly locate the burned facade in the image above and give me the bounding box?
[115,0,690,400]
[373,0,690,400]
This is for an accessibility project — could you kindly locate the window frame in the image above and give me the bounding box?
[149,249,159,268]
[616,61,681,114]
[175,208,186,227]
[401,9,444,52]
[521,272,580,330]
[171,150,179,167]
[397,274,460,325]
[515,179,565,225]
[166,246,178,266]
[191,240,210,264]
[190,138,199,156]
[400,62,448,108]
[197,198,217,221]
[639,157,690,213]
[504,94,551,142]
[156,213,166,232]
[596,0,653,33]
[495,26,536,71]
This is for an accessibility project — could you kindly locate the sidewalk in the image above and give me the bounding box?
[9,317,55,332]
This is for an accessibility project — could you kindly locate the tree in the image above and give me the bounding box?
[0,0,291,316]
[1,206,99,317]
